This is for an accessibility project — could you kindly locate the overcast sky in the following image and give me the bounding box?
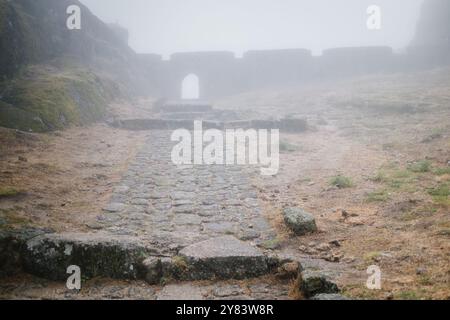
[81,0,424,58]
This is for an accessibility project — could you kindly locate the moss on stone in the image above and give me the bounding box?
[0,66,118,132]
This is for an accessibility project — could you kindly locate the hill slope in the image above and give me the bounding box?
[0,0,149,131]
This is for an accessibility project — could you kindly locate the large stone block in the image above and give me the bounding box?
[23,233,154,280]
[177,236,270,280]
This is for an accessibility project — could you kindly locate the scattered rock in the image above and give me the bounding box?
[276,261,301,279]
[282,208,317,236]
[299,270,339,298]
[329,240,341,247]
[156,284,206,300]
[213,285,245,298]
[322,252,343,263]
[416,267,427,275]
[18,156,28,162]
[103,203,126,213]
[316,243,331,252]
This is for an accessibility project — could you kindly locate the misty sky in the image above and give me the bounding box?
[81,0,424,58]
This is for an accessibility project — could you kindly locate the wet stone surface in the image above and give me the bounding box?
[98,130,275,255]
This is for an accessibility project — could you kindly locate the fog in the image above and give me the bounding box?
[81,0,424,57]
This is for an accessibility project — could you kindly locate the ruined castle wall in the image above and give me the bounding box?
[138,45,448,100]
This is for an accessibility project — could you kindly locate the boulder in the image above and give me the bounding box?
[282,208,317,236]
[299,270,339,298]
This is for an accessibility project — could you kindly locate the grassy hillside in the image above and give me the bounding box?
[0,66,121,131]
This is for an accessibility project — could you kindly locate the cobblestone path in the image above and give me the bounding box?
[100,130,276,255]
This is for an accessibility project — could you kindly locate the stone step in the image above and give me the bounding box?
[143,236,285,284]
[161,102,213,114]
[2,232,290,284]
[21,232,157,281]
[111,118,308,132]
[161,112,211,120]
[111,118,224,130]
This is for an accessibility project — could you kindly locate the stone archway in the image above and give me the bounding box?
[181,73,200,100]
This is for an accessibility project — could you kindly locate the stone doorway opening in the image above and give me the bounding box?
[181,73,200,100]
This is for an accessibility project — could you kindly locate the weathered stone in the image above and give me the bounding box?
[282,208,317,236]
[23,233,153,280]
[113,186,130,194]
[276,261,302,279]
[213,285,245,298]
[103,203,126,213]
[0,228,53,278]
[310,293,349,300]
[299,270,339,298]
[156,284,207,300]
[178,236,269,280]
[238,230,261,241]
[141,257,163,285]
[203,222,236,234]
[130,198,149,206]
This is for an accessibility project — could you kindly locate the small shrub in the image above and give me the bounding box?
[428,183,450,206]
[408,160,431,173]
[433,167,450,176]
[366,190,390,203]
[330,175,353,189]
[279,141,300,153]
[0,187,22,198]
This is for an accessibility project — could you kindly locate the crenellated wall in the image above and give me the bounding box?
[138,44,450,100]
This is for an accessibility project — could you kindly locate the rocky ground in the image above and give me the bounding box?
[1,68,449,300]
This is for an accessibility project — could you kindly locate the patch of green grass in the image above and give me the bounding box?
[422,128,444,143]
[433,167,450,176]
[408,160,432,173]
[172,256,188,271]
[366,190,390,203]
[0,187,23,198]
[363,251,381,263]
[369,171,388,183]
[371,165,419,193]
[330,175,354,189]
[395,290,422,300]
[418,275,433,286]
[428,183,450,206]
[260,238,282,250]
[279,140,300,153]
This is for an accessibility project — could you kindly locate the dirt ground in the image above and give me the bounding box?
[0,124,148,233]
[1,68,449,300]
[218,68,450,300]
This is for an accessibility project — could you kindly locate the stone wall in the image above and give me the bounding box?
[138,46,403,100]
